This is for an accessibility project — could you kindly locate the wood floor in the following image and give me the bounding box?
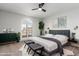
[0,41,79,56]
[0,42,23,56]
[64,42,79,56]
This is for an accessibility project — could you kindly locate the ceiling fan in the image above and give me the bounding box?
[32,3,46,12]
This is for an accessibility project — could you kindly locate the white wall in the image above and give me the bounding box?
[43,8,79,38]
[44,8,79,31]
[0,10,40,37]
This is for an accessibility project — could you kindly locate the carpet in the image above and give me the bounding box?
[19,44,75,56]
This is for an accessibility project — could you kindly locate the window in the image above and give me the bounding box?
[21,19,32,38]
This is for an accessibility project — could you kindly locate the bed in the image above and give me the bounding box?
[27,30,70,56]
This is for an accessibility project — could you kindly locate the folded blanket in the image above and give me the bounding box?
[40,37,64,56]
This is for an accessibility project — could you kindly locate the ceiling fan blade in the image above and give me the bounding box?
[42,9,46,12]
[32,8,38,10]
[39,3,45,8]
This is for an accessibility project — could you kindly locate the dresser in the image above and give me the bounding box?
[0,33,20,43]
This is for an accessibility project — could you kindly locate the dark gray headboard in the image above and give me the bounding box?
[49,30,70,38]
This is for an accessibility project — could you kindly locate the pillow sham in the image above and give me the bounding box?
[55,34,68,39]
[42,34,54,37]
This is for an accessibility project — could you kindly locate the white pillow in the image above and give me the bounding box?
[55,34,68,39]
[43,34,54,37]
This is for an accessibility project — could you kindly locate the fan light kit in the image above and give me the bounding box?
[38,8,42,11]
[32,3,46,12]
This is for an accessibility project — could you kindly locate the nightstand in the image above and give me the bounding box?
[71,33,77,43]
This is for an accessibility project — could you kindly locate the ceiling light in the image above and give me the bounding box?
[38,8,42,11]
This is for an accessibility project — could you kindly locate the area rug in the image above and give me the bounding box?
[19,44,75,56]
[64,45,79,56]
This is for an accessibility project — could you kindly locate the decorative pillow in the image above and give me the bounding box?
[55,34,68,39]
[42,34,54,37]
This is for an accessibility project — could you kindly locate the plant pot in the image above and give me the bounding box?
[40,30,43,35]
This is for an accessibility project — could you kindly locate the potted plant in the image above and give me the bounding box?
[16,32,20,42]
[38,21,44,35]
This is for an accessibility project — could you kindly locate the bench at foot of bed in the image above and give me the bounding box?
[28,43,44,56]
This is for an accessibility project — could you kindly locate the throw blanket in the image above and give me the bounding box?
[40,37,64,56]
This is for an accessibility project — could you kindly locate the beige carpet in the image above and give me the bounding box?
[19,44,75,56]
[0,42,23,56]
[64,44,79,56]
[0,42,79,56]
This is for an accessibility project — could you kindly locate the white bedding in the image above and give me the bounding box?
[27,35,68,52]
[28,37,57,52]
[42,34,68,45]
[53,35,68,45]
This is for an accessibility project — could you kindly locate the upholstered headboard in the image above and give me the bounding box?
[49,30,70,38]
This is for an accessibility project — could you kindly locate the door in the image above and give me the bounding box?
[21,19,32,38]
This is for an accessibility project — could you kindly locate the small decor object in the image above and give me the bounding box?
[47,27,50,33]
[38,21,44,35]
[45,31,47,34]
[74,26,78,30]
[71,32,77,43]
[72,26,78,33]
[3,28,7,33]
[47,27,49,30]
[3,28,8,33]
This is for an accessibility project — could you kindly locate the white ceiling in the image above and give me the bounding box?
[0,3,79,18]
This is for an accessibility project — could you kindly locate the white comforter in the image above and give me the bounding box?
[27,35,68,52]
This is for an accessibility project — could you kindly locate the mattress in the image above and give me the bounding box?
[27,36,68,52]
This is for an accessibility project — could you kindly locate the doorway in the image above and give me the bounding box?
[21,19,33,38]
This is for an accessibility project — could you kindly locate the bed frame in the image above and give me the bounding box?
[49,30,70,40]
[42,30,70,56]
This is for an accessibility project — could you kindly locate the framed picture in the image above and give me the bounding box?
[58,16,67,28]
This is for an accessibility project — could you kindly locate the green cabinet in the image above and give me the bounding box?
[0,33,20,43]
